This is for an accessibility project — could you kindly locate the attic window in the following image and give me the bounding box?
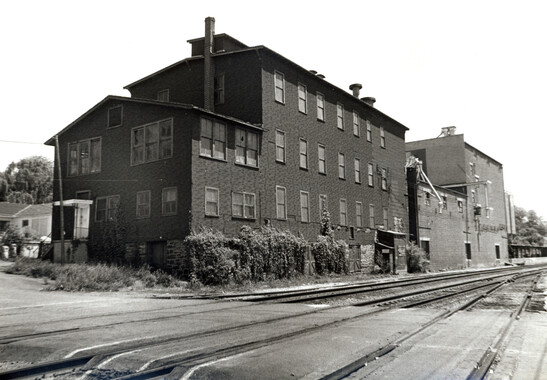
[108,105,123,128]
[157,89,170,102]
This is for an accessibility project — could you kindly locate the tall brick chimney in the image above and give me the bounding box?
[204,17,215,111]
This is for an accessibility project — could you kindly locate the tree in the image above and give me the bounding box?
[510,206,546,246]
[0,156,53,204]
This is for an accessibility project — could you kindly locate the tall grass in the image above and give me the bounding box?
[6,258,183,291]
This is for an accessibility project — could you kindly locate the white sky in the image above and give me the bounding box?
[1,0,546,219]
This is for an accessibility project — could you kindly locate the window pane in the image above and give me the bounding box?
[79,141,90,175]
[90,139,101,172]
[244,193,255,218]
[247,149,258,167]
[247,132,258,150]
[276,187,286,219]
[69,143,79,176]
[232,192,243,217]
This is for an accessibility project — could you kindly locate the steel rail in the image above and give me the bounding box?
[319,269,545,380]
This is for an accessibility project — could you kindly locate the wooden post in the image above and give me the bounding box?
[55,135,65,265]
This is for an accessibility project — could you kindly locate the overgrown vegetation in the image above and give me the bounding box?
[0,156,53,204]
[185,226,309,286]
[6,258,182,291]
[311,209,348,275]
[406,243,430,273]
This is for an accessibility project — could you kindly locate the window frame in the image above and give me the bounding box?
[107,105,123,128]
[199,117,227,161]
[367,163,374,187]
[383,207,389,229]
[274,71,285,104]
[353,111,360,137]
[299,138,308,170]
[131,118,173,166]
[356,201,363,228]
[275,186,287,220]
[162,187,178,216]
[316,92,325,121]
[354,158,361,184]
[298,83,307,114]
[95,195,120,223]
[366,120,372,142]
[369,204,375,229]
[338,153,345,179]
[339,198,347,226]
[157,89,170,102]
[275,129,286,163]
[235,128,259,167]
[214,73,225,105]
[380,127,386,148]
[336,103,344,130]
[204,187,220,217]
[300,191,310,223]
[318,144,326,174]
[136,190,151,219]
[425,191,431,206]
[231,190,256,219]
[67,137,102,176]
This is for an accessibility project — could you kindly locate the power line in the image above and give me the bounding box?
[0,139,48,145]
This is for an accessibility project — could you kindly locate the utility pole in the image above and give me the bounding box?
[55,135,65,265]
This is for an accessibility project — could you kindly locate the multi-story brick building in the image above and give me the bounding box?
[46,17,409,272]
[406,127,509,268]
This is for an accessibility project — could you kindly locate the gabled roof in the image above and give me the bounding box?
[0,202,51,219]
[44,95,262,146]
[124,44,409,133]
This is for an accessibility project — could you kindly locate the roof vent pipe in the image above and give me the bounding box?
[204,16,215,111]
[317,74,325,79]
[361,97,376,107]
[349,83,362,98]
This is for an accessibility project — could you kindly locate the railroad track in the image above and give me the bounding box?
[2,266,544,379]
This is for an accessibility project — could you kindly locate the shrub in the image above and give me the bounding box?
[311,236,348,275]
[407,243,430,273]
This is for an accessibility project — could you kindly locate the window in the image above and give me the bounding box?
[383,207,388,229]
[275,130,286,163]
[200,118,226,160]
[470,162,476,177]
[380,127,386,148]
[471,190,476,205]
[354,158,361,183]
[235,128,259,167]
[276,186,287,219]
[96,195,120,222]
[318,144,326,174]
[319,194,328,214]
[369,204,375,228]
[205,187,219,216]
[317,93,325,121]
[366,120,372,142]
[353,111,360,137]
[339,199,347,226]
[108,105,122,128]
[136,191,151,219]
[132,119,173,165]
[298,83,307,113]
[162,187,177,216]
[337,103,344,130]
[349,226,355,240]
[458,200,464,213]
[338,153,345,179]
[356,202,363,228]
[300,191,310,223]
[232,191,255,219]
[22,220,29,227]
[299,139,308,169]
[381,168,388,190]
[368,163,374,187]
[495,245,500,259]
[214,74,225,105]
[274,71,285,103]
[421,239,430,259]
[68,137,102,176]
[442,196,448,210]
[157,89,169,102]
[425,192,431,206]
[76,190,91,200]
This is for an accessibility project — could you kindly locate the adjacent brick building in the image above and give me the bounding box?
[406,127,509,268]
[46,17,409,272]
